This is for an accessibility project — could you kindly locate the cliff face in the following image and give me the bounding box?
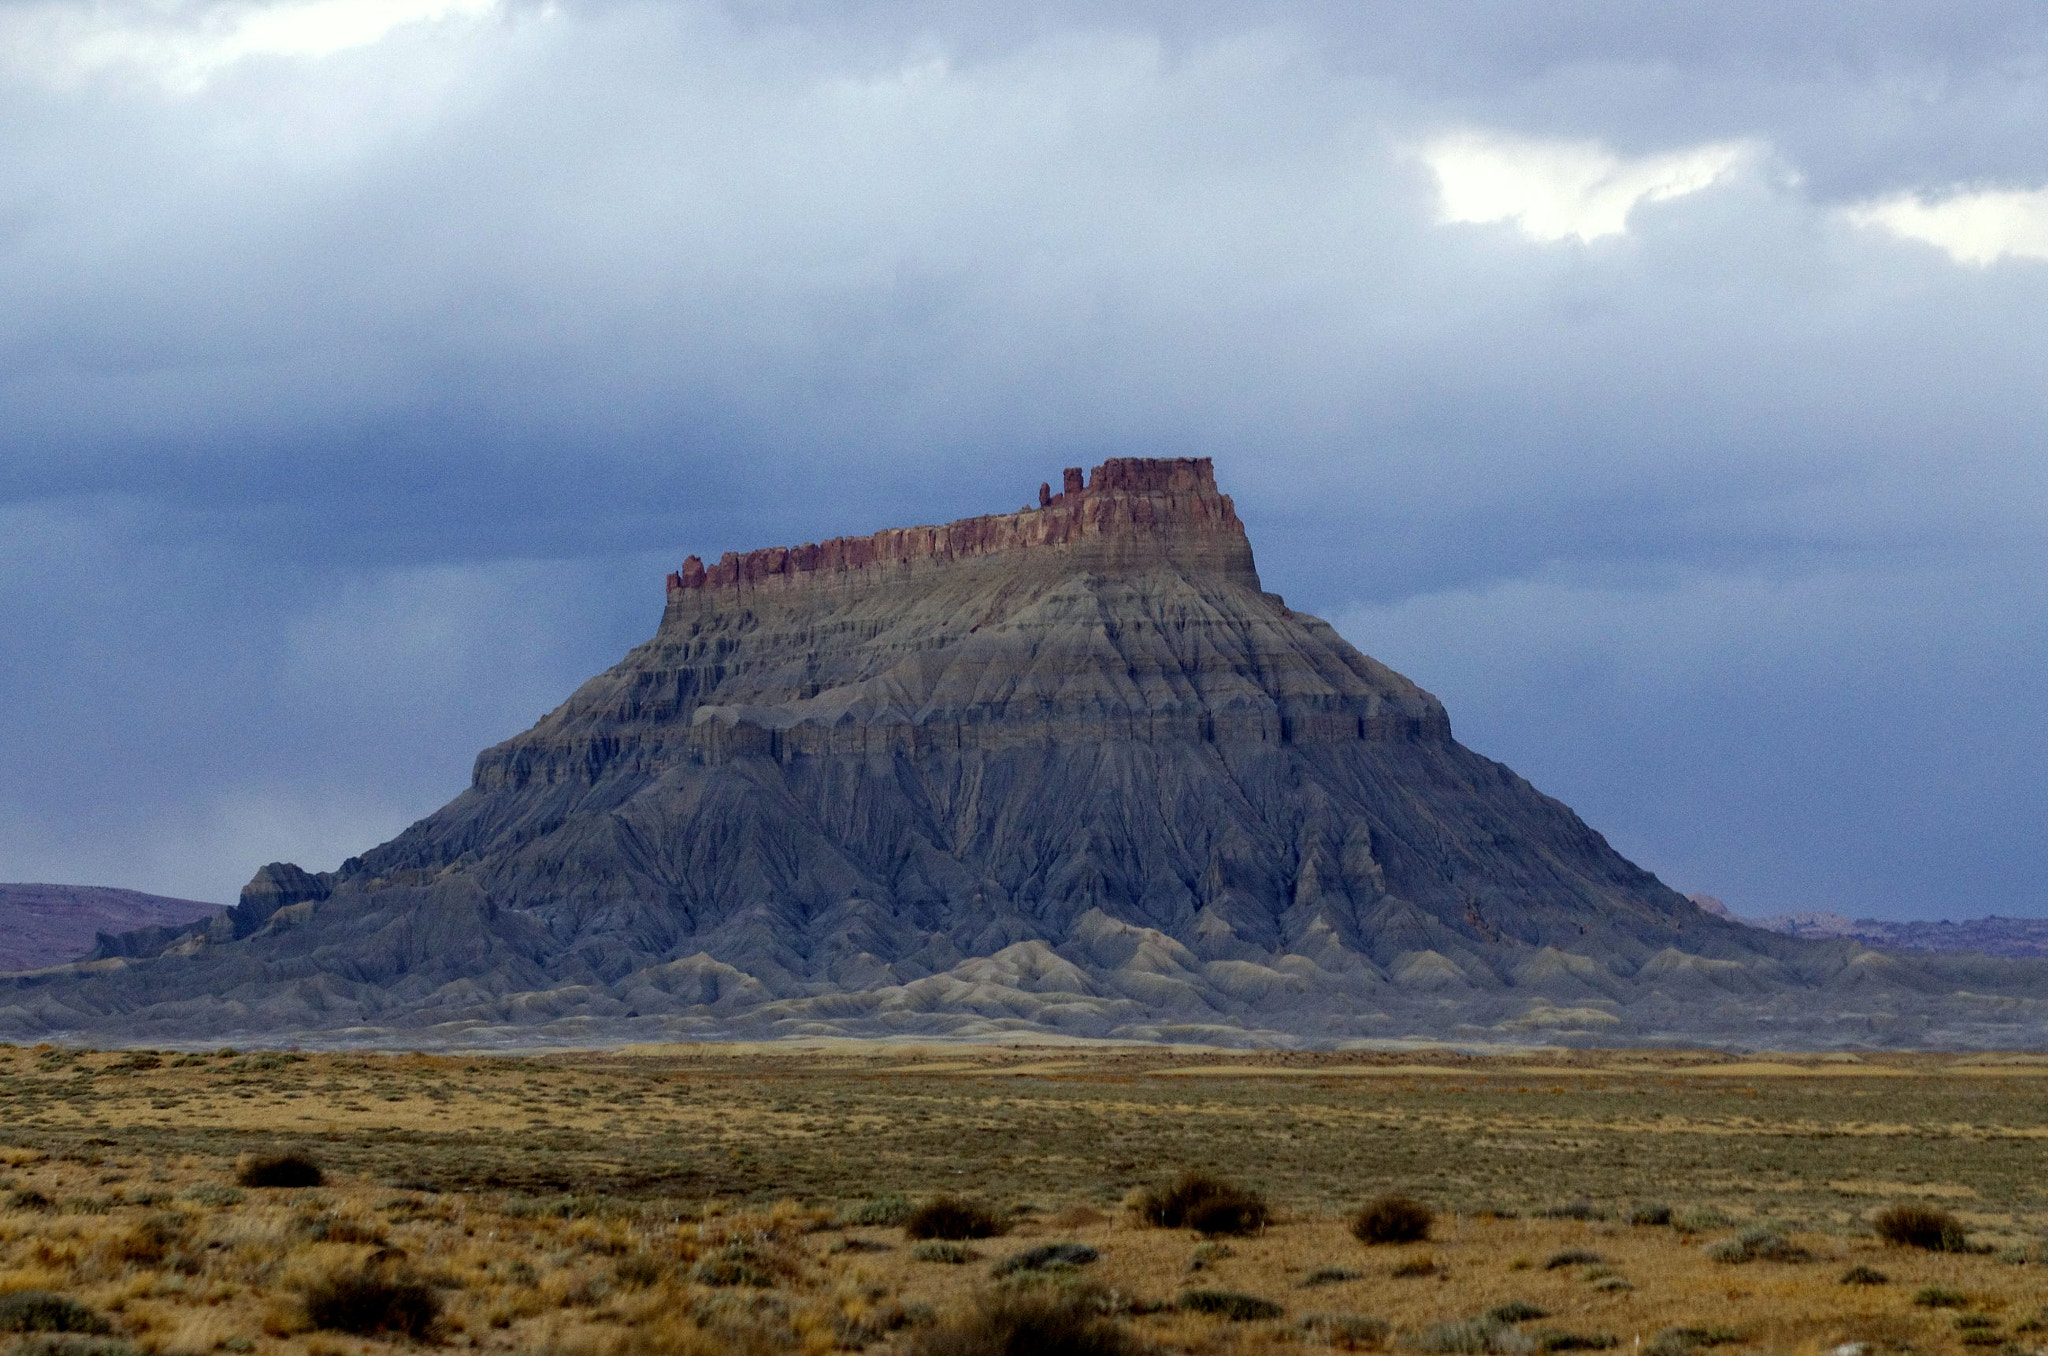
[665,457,1252,596]
[6,458,2047,1048]
[476,457,1443,787]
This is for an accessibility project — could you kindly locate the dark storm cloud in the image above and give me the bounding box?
[2,0,2045,916]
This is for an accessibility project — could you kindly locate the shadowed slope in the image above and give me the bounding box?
[6,458,2044,1047]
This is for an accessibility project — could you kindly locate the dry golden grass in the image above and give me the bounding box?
[0,1042,2046,1354]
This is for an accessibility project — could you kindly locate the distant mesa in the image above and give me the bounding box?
[1686,893,2048,961]
[0,885,222,975]
[1753,912,2048,960]
[7,457,2048,1048]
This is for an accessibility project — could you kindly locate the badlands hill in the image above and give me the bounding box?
[0,885,221,974]
[5,458,2045,1047]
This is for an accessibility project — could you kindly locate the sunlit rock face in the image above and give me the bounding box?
[7,459,2046,1047]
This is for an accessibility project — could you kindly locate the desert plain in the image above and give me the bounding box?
[0,1043,2046,1355]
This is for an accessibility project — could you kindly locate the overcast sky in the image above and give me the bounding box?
[4,0,2046,919]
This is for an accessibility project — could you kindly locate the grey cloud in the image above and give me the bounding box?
[2,0,2046,914]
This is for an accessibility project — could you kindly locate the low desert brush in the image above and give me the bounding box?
[1177,1289,1284,1322]
[1412,1317,1534,1355]
[904,1196,1008,1241]
[1538,1200,1601,1222]
[842,1194,912,1228]
[1302,1267,1366,1287]
[690,1242,779,1288]
[1130,1171,1269,1237]
[991,1242,1098,1277]
[301,1267,442,1339]
[1543,1250,1602,1271]
[1873,1203,1970,1253]
[1644,1329,1742,1356]
[909,1288,1136,1356]
[1300,1314,1390,1351]
[10,1338,135,1356]
[0,1293,113,1336]
[236,1151,325,1189]
[1705,1227,1811,1265]
[1351,1195,1433,1246]
[912,1241,976,1264]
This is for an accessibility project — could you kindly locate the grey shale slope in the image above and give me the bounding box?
[8,459,2045,1046]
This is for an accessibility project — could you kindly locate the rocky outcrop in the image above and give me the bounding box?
[1687,893,1736,920]
[663,457,1242,598]
[6,459,2048,1048]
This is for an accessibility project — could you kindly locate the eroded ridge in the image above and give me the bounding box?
[665,457,1245,598]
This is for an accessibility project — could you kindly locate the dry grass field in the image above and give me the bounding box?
[2,1043,2047,1355]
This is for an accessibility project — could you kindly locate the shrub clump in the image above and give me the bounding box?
[0,1294,113,1335]
[1840,1265,1890,1286]
[1299,1314,1390,1350]
[1302,1268,1366,1288]
[1873,1204,1970,1253]
[115,1212,187,1265]
[1351,1196,1433,1246]
[1629,1205,1673,1227]
[1486,1302,1549,1325]
[1705,1227,1811,1265]
[10,1338,135,1356]
[1542,1250,1603,1271]
[1130,1172,1269,1237]
[1644,1329,1742,1356]
[1538,1200,1602,1222]
[690,1244,777,1287]
[843,1194,912,1228]
[613,1253,665,1288]
[1532,1334,1618,1352]
[909,1288,1137,1356]
[992,1243,1098,1278]
[235,1151,324,1189]
[179,1185,244,1208]
[1177,1290,1283,1322]
[1411,1318,1533,1355]
[1913,1287,1969,1309]
[6,1190,54,1213]
[912,1241,977,1265]
[300,1269,441,1340]
[904,1197,1009,1241]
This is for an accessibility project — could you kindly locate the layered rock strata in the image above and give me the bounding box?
[5,458,2047,1047]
